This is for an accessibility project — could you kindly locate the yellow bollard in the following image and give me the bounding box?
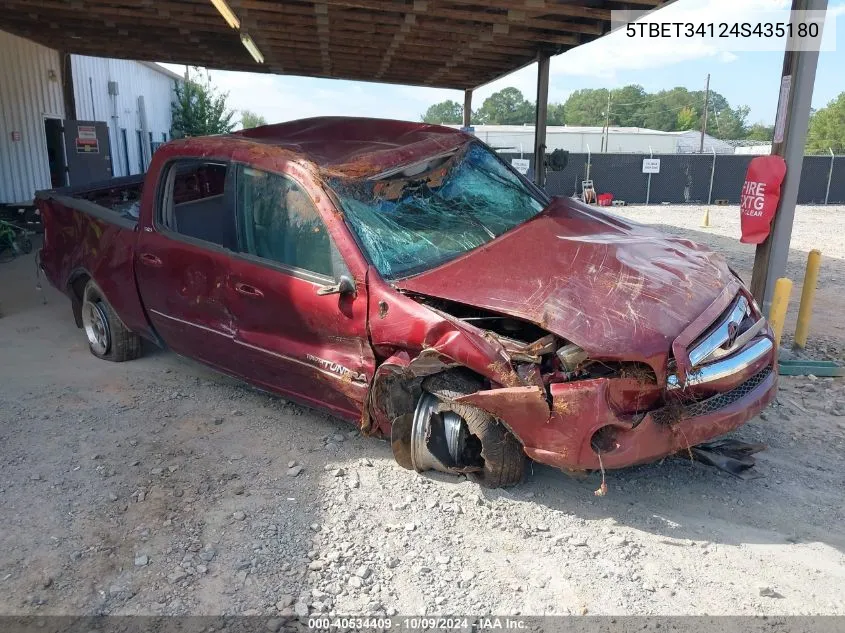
[768,278,793,349]
[793,249,822,350]
[700,207,711,228]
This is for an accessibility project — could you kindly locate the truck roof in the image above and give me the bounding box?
[230,116,472,178]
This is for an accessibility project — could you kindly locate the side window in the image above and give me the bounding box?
[159,160,237,251]
[237,166,335,278]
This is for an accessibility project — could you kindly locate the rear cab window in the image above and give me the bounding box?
[158,160,237,250]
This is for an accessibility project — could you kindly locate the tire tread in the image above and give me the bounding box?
[423,371,526,488]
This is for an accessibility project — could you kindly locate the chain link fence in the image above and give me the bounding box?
[499,152,845,205]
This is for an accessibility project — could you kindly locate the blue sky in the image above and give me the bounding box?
[164,0,845,131]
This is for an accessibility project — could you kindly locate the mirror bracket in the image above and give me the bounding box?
[317,274,356,297]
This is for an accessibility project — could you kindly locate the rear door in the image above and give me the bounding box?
[225,165,374,420]
[135,158,239,370]
[63,120,113,185]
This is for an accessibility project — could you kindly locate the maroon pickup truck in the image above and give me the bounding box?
[37,117,777,488]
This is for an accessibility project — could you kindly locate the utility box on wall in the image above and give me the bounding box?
[62,120,113,186]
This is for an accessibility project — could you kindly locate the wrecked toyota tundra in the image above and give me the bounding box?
[36,117,777,487]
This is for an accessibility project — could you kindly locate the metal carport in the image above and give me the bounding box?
[0,0,671,189]
[0,0,827,308]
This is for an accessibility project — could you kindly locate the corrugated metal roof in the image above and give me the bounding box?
[0,0,675,91]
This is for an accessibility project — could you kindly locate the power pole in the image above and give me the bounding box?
[699,73,710,153]
[603,91,611,152]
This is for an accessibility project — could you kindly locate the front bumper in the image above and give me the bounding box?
[511,327,777,471]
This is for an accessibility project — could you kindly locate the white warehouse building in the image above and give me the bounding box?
[0,29,180,204]
[450,125,734,155]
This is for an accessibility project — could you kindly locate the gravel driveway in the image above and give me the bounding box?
[1,221,844,618]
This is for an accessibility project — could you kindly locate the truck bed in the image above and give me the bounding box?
[35,174,154,341]
[37,174,145,228]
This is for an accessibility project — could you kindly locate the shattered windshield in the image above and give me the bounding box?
[328,142,547,279]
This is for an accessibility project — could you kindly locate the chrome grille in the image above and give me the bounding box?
[688,295,752,367]
[653,366,772,425]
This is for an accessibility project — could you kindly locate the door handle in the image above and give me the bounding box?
[139,253,162,267]
[234,282,264,298]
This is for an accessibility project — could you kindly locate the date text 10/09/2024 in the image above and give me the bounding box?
[625,22,820,39]
[307,617,528,630]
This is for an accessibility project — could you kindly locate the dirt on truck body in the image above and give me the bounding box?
[35,116,777,488]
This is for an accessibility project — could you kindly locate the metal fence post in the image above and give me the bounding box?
[586,144,591,181]
[708,147,717,205]
[825,147,834,205]
[646,146,653,205]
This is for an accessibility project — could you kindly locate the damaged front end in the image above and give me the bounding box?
[335,142,776,485]
[370,281,776,485]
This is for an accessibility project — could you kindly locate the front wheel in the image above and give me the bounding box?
[81,281,142,362]
[418,372,526,488]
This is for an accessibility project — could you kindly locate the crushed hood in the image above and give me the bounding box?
[396,197,736,363]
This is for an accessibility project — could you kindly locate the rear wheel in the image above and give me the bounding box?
[419,372,526,488]
[81,281,141,362]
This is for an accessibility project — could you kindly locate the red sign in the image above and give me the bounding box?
[739,155,786,245]
[10,131,21,142]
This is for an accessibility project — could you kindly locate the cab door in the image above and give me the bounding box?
[224,165,374,420]
[135,159,239,370]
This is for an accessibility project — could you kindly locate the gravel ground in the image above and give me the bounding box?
[1,223,845,618]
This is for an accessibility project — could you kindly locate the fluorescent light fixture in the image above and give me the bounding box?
[210,0,240,29]
[240,33,264,64]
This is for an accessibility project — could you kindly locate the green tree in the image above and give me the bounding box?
[640,87,697,131]
[745,123,774,142]
[171,67,236,138]
[806,92,845,153]
[547,103,566,126]
[474,87,535,124]
[562,88,610,126]
[421,83,756,138]
[562,86,646,127]
[676,105,697,130]
[240,110,267,129]
[421,100,463,124]
[608,85,647,127]
[706,92,749,139]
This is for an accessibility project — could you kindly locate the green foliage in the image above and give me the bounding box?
[421,83,764,139]
[474,87,536,125]
[607,85,647,127]
[421,100,463,124]
[240,110,267,129]
[806,92,845,154]
[676,106,697,130]
[547,103,566,126]
[560,85,750,138]
[171,67,236,139]
[562,88,610,126]
[745,123,774,142]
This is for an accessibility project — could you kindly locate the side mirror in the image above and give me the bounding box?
[316,274,356,297]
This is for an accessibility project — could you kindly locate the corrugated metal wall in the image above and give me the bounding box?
[0,29,178,203]
[0,30,65,204]
[71,55,177,178]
